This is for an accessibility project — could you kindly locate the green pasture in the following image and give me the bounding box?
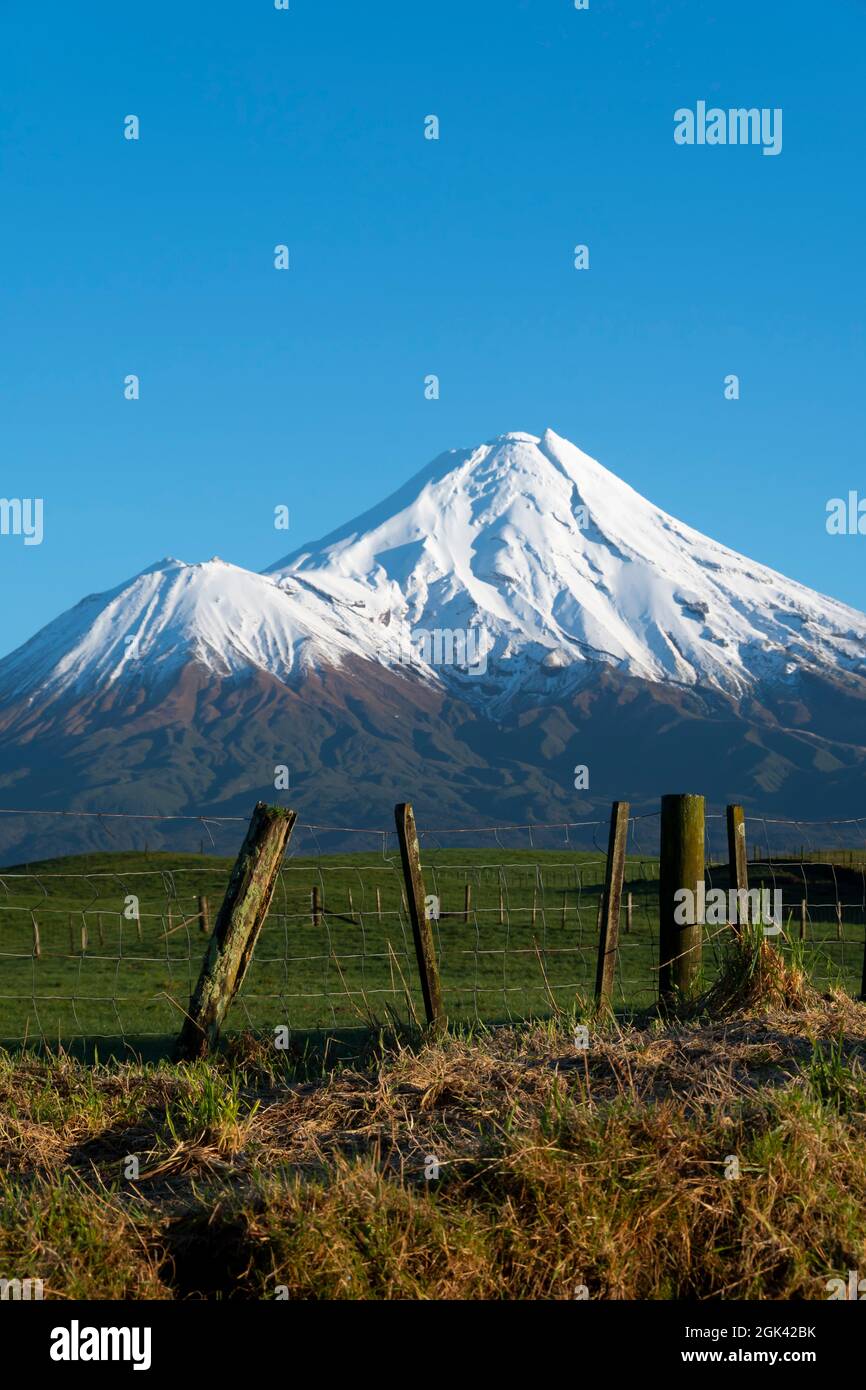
[0,847,862,1053]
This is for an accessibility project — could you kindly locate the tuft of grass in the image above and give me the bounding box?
[164,1067,258,1152]
[807,1029,863,1114]
[691,923,817,1018]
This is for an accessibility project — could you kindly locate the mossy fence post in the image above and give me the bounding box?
[395,802,445,1035]
[594,800,630,1008]
[175,803,297,1060]
[659,793,705,1008]
[726,803,749,935]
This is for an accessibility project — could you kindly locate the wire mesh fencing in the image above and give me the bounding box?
[0,802,864,1051]
[417,814,663,1021]
[0,818,241,1045]
[0,807,661,1046]
[237,838,423,1036]
[0,812,424,1047]
[735,814,866,998]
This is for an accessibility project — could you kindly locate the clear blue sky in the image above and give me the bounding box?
[1,0,864,655]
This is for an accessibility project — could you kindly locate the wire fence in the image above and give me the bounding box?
[417,814,663,1019]
[735,813,866,996]
[0,804,863,1050]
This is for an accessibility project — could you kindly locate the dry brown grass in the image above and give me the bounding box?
[692,928,823,1017]
[1,977,865,1299]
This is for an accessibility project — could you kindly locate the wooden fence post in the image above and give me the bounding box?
[594,801,630,1007]
[463,883,472,925]
[800,899,807,941]
[376,887,382,923]
[726,804,749,935]
[836,902,843,940]
[198,895,210,934]
[311,884,321,927]
[395,803,445,1034]
[175,803,297,1060]
[659,793,705,1006]
[626,891,633,934]
[31,912,40,959]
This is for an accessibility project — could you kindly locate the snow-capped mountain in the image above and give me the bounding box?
[269,428,866,703]
[5,427,865,714]
[0,555,407,707]
[2,426,866,858]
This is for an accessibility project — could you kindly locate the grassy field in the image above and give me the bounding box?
[1,984,865,1299]
[0,847,863,1053]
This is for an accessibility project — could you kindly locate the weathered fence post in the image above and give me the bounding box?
[659,793,705,1007]
[376,887,382,923]
[625,891,633,934]
[463,882,472,925]
[594,801,630,1007]
[311,883,321,927]
[175,803,297,1060]
[726,804,749,935]
[800,899,808,941]
[198,895,210,934]
[395,803,445,1034]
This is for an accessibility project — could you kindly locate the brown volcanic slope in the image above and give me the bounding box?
[1,656,866,861]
